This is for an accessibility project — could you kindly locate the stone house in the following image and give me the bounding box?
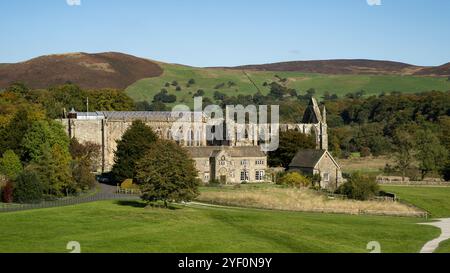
[289,149,344,189]
[185,146,267,184]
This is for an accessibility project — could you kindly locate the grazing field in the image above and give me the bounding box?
[0,200,438,253]
[125,63,450,106]
[381,185,450,218]
[339,156,392,174]
[198,184,423,217]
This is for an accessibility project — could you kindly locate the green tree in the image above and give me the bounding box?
[268,130,316,168]
[136,140,200,207]
[415,130,448,179]
[13,170,43,204]
[69,138,100,190]
[337,172,379,201]
[0,150,22,180]
[392,130,415,181]
[31,144,74,196]
[21,120,70,162]
[0,109,35,156]
[112,120,158,182]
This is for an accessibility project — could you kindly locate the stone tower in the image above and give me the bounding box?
[302,98,328,150]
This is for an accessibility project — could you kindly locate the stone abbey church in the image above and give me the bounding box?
[60,98,342,188]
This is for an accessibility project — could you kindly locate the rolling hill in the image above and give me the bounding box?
[0,52,163,89]
[126,62,450,107]
[219,59,425,75]
[1,52,449,106]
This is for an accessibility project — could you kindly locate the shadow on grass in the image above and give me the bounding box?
[115,200,147,208]
[115,200,181,210]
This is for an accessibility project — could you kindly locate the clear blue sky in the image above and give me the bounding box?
[0,0,449,66]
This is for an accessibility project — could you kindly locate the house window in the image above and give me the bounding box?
[240,170,249,182]
[204,173,210,182]
[255,170,265,181]
[323,173,330,182]
[255,160,265,165]
[241,160,249,166]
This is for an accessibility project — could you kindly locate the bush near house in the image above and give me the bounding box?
[277,172,311,188]
[337,172,379,201]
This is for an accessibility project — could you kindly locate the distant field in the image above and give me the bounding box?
[339,156,392,174]
[126,63,450,106]
[381,185,450,218]
[0,200,438,253]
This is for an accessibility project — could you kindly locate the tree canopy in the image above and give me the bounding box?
[112,120,158,182]
[136,140,200,207]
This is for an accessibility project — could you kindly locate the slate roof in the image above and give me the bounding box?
[289,149,327,168]
[185,146,266,158]
[74,111,205,121]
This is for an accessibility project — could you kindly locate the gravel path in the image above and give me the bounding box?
[419,218,450,253]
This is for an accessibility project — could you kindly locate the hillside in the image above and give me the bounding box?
[221,59,450,77]
[0,52,163,89]
[414,62,450,76]
[221,59,428,75]
[1,52,449,105]
[126,62,450,107]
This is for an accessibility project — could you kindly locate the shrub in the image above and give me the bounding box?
[337,172,379,201]
[13,171,43,204]
[71,160,96,191]
[121,179,139,190]
[360,147,371,157]
[176,86,182,91]
[277,172,311,188]
[1,181,14,203]
[0,150,23,180]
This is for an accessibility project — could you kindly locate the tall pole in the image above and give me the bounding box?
[86,97,89,117]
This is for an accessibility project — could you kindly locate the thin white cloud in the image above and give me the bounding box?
[66,0,81,6]
[367,0,381,6]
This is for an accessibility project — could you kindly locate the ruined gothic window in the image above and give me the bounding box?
[323,173,330,182]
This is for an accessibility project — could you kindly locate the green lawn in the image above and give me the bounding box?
[381,185,450,218]
[0,200,438,253]
[125,63,450,107]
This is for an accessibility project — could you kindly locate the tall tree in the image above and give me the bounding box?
[392,130,415,181]
[136,140,200,207]
[268,130,316,168]
[21,120,70,162]
[112,120,158,182]
[415,130,448,179]
[30,144,74,197]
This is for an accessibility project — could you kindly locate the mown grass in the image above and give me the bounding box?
[125,63,450,106]
[381,185,450,218]
[0,200,438,253]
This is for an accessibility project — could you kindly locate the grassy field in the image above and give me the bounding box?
[0,200,438,253]
[125,63,450,106]
[198,184,422,217]
[381,185,450,218]
[339,156,391,175]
